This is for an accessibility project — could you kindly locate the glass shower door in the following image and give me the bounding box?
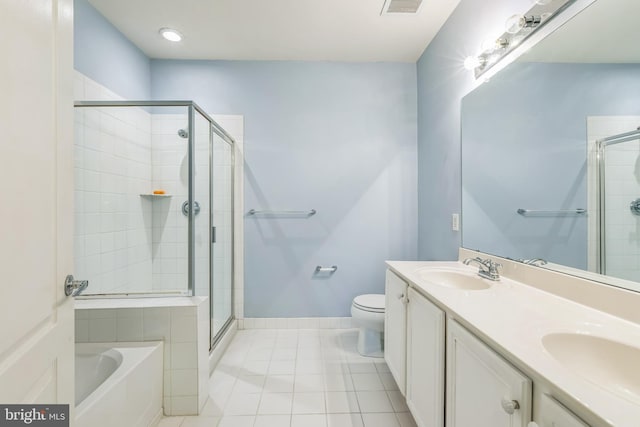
[598,129,640,282]
[193,111,211,298]
[75,101,237,350]
[74,103,193,295]
[211,132,234,344]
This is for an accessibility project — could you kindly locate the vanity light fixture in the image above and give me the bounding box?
[465,0,577,79]
[159,27,183,42]
[505,14,543,34]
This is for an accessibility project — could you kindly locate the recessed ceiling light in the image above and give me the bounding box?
[159,28,182,42]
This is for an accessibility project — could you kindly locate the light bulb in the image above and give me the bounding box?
[464,56,481,70]
[480,38,496,53]
[532,0,552,5]
[505,14,525,34]
[159,28,183,42]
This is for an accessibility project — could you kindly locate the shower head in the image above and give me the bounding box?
[177,129,189,139]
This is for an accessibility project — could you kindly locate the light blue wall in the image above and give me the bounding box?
[462,62,640,269]
[151,61,418,317]
[74,0,150,99]
[416,0,530,260]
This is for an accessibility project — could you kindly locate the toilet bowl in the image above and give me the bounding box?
[350,294,385,358]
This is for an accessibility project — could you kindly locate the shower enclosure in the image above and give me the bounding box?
[596,126,640,282]
[73,100,234,348]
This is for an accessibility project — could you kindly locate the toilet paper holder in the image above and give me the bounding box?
[315,265,337,274]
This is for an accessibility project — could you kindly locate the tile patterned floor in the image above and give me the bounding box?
[158,328,418,427]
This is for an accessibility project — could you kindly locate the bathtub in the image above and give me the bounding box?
[75,342,163,427]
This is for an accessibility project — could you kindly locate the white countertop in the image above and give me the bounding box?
[386,260,640,427]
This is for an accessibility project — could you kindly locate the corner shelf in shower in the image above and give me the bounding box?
[139,194,173,198]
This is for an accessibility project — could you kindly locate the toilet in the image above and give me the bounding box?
[350,294,385,357]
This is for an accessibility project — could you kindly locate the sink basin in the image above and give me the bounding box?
[542,333,640,404]
[415,268,491,290]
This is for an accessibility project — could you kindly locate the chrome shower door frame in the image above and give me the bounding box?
[209,122,236,349]
[595,128,640,274]
[74,100,237,350]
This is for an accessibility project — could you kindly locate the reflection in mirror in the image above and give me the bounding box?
[461,0,640,292]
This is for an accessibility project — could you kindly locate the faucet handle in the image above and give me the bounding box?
[489,261,502,274]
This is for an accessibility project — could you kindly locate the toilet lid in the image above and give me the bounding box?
[353,294,385,313]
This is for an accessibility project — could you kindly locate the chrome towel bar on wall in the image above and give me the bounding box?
[248,209,316,217]
[517,208,586,216]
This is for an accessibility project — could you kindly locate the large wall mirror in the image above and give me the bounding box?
[461,0,640,293]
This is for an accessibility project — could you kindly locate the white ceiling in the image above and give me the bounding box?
[87,0,460,62]
[521,0,640,63]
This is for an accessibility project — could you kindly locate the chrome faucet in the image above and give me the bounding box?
[520,258,547,266]
[463,257,501,281]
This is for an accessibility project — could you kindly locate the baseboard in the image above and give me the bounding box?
[238,317,353,330]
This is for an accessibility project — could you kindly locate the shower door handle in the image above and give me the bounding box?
[631,198,640,215]
[212,226,216,243]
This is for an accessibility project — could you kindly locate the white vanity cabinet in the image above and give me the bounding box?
[446,320,533,427]
[385,269,408,394]
[406,287,445,427]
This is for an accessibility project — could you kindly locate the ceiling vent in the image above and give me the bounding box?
[380,0,423,14]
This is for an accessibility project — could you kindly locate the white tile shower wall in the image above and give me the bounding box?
[587,116,640,281]
[150,114,191,292]
[194,115,212,298]
[148,113,211,294]
[74,72,153,294]
[75,297,209,416]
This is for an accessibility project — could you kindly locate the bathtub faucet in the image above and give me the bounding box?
[65,275,89,297]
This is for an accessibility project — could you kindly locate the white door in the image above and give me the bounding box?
[446,320,532,427]
[0,0,74,413]
[384,270,407,395]
[406,288,445,427]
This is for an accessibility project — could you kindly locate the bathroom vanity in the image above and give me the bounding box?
[384,250,640,427]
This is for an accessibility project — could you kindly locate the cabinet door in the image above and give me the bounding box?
[406,288,445,427]
[536,394,589,427]
[385,270,408,395]
[447,320,532,427]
